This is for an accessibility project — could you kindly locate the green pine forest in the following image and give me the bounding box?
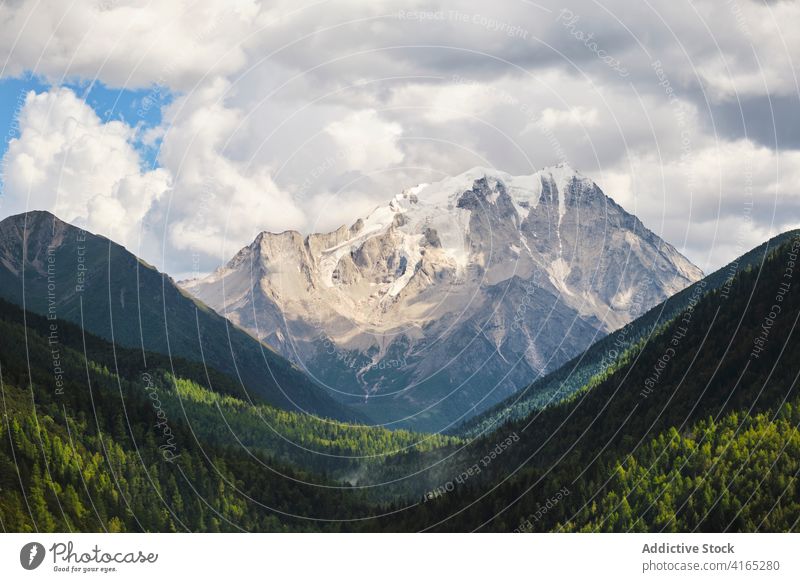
[1,232,799,532]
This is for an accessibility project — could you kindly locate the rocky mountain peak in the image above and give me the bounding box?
[181,166,703,431]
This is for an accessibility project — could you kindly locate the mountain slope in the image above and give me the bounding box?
[0,211,360,422]
[0,296,455,489]
[456,229,800,437]
[183,165,702,431]
[358,231,800,531]
[558,405,800,532]
[0,300,382,532]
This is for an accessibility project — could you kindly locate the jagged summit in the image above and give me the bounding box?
[223,164,603,291]
[242,164,587,245]
[182,166,703,431]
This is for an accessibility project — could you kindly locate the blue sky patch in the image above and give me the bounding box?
[0,75,171,171]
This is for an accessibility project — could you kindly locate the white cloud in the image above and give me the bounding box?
[155,78,307,264]
[324,109,403,172]
[690,0,800,100]
[0,82,311,272]
[1,87,170,258]
[537,106,599,130]
[390,81,515,124]
[0,0,261,90]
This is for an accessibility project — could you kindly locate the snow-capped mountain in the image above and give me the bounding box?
[181,165,703,431]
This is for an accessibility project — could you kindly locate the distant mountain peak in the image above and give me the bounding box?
[0,209,64,235]
[181,167,703,431]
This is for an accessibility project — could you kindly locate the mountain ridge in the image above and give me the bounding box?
[454,228,800,437]
[0,210,363,422]
[183,165,703,431]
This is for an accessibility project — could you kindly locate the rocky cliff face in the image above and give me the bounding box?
[182,165,703,431]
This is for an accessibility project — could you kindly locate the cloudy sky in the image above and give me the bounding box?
[0,0,797,277]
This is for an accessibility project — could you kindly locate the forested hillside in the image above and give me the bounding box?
[559,404,800,532]
[0,299,454,531]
